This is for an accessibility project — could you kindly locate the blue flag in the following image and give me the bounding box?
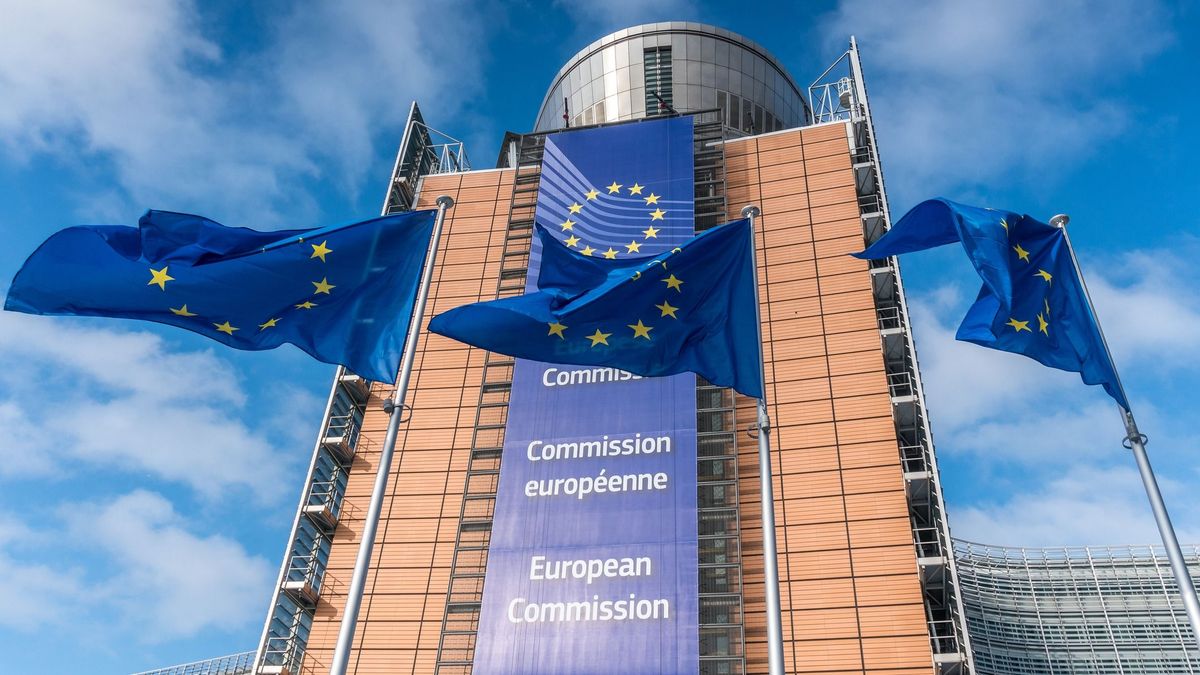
[430,218,763,398]
[855,198,1128,409]
[5,209,436,383]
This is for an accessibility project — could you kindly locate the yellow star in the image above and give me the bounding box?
[628,319,653,340]
[602,248,618,259]
[547,322,567,339]
[1006,317,1031,333]
[310,240,332,261]
[625,240,642,254]
[585,188,600,201]
[663,274,683,292]
[1013,244,1030,263]
[1036,313,1049,335]
[568,202,583,214]
[560,218,576,231]
[656,300,679,318]
[1034,269,1053,284]
[295,301,318,309]
[580,245,595,256]
[642,225,660,239]
[1000,219,1009,235]
[649,208,666,221]
[1044,298,1051,317]
[644,193,660,205]
[214,321,238,335]
[564,234,580,248]
[147,266,174,290]
[606,181,622,194]
[259,318,280,330]
[631,271,642,281]
[312,277,335,294]
[169,304,196,317]
[628,183,644,195]
[671,247,681,254]
[586,328,611,347]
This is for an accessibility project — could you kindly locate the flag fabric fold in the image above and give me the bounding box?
[5,209,437,383]
[854,197,1128,409]
[430,218,763,398]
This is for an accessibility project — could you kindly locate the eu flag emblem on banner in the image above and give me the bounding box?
[855,198,1128,409]
[5,209,436,383]
[533,116,696,266]
[430,218,763,398]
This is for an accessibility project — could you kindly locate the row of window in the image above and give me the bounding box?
[260,382,365,670]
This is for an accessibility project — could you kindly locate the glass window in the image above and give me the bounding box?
[644,46,673,115]
[716,91,727,126]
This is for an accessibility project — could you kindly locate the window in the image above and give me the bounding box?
[644,47,673,115]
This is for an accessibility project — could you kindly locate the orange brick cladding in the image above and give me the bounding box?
[298,124,934,674]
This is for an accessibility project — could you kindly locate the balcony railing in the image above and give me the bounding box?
[887,370,916,399]
[258,634,303,675]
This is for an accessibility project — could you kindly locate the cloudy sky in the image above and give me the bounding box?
[0,1,1197,672]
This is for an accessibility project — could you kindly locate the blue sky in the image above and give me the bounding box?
[0,1,1197,672]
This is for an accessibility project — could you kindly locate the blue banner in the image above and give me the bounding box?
[473,117,699,674]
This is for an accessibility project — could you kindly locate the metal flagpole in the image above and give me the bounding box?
[1051,213,1200,650]
[329,195,455,675]
[742,205,786,675]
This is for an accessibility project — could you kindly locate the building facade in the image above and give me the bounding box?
[955,539,1200,674]
[252,23,973,675]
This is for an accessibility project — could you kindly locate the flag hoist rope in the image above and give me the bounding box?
[329,195,454,675]
[1052,213,1200,650]
[743,204,786,675]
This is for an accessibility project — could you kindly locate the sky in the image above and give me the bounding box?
[0,0,1197,672]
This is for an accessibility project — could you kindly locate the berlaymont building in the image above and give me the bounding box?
[135,22,1200,675]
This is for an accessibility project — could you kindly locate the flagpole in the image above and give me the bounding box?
[329,195,454,675]
[742,205,786,675]
[1051,213,1200,650]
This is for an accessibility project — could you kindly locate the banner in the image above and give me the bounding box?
[473,117,699,674]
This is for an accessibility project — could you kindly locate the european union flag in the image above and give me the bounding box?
[430,218,763,398]
[855,198,1128,409]
[5,209,436,383]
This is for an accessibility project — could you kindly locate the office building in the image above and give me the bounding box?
[252,22,970,675]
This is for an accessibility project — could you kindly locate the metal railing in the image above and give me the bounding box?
[305,477,344,519]
[887,370,916,399]
[259,634,303,673]
[914,527,946,560]
[132,652,255,675]
[900,444,929,474]
[876,305,904,331]
[284,552,326,596]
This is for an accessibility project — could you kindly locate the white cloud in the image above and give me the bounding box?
[821,0,1173,200]
[0,491,274,640]
[0,0,488,221]
[66,490,276,640]
[952,464,1200,547]
[0,312,313,499]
